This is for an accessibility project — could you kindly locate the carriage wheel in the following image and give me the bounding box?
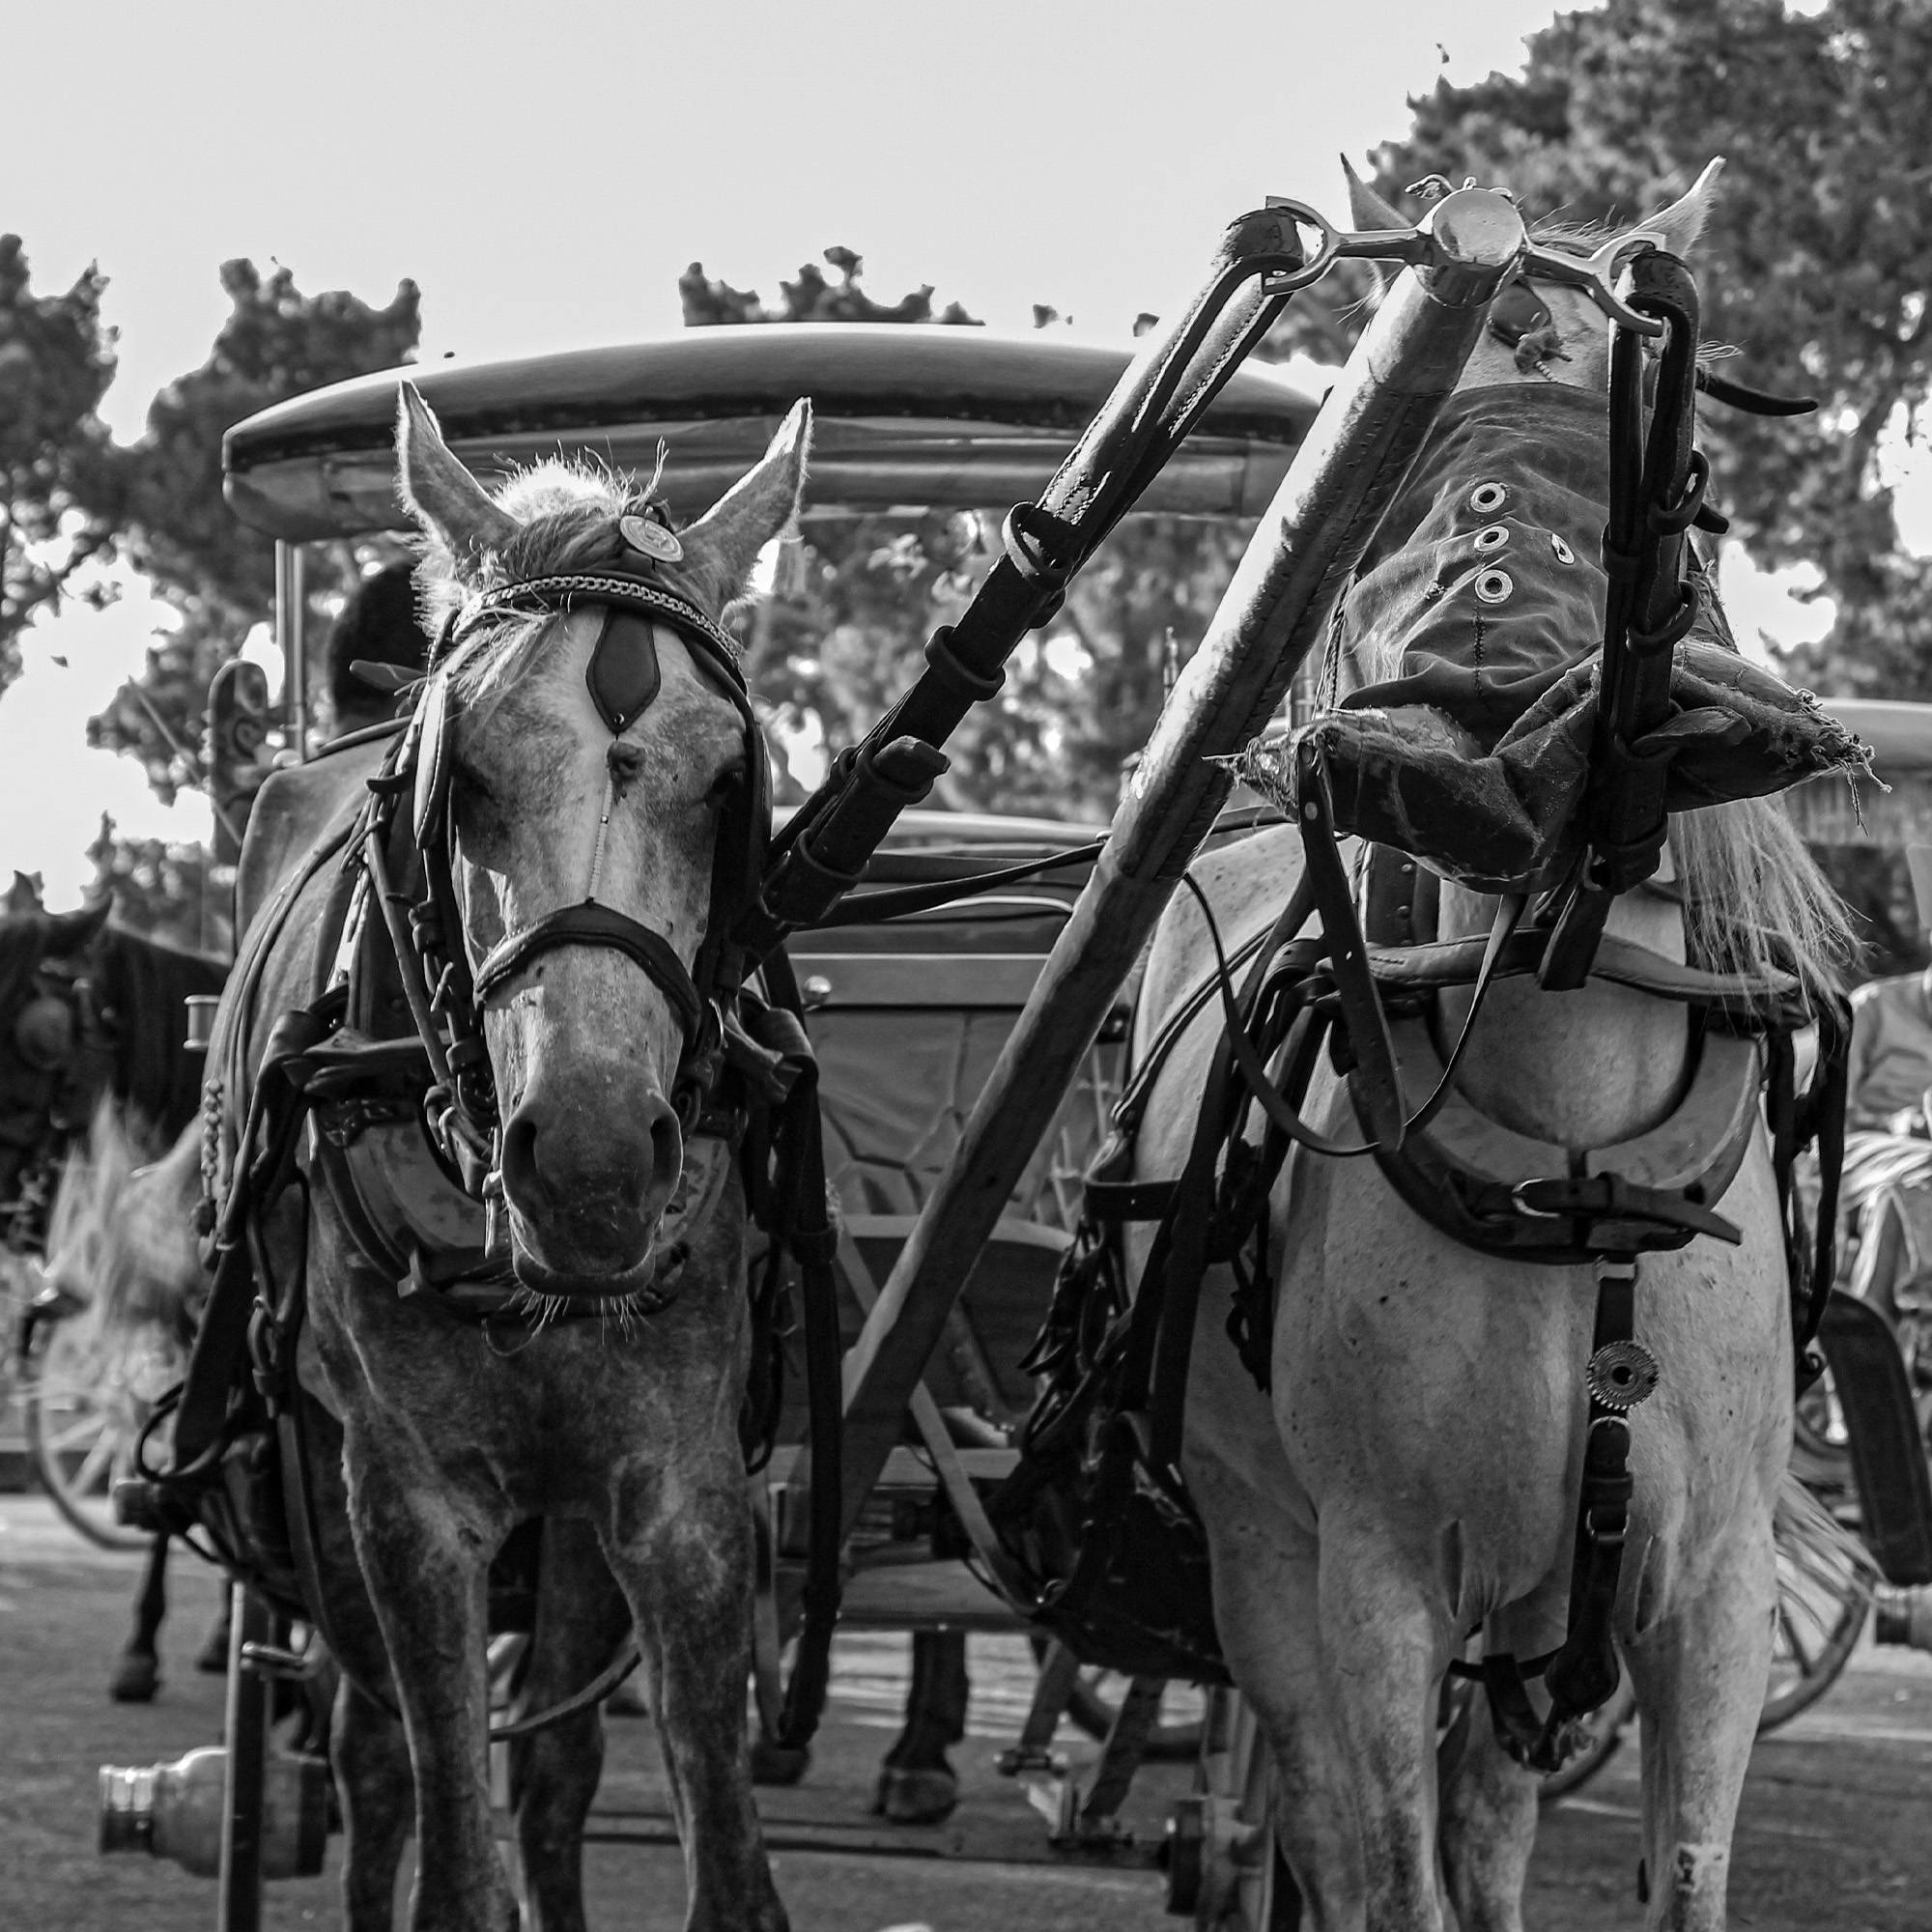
[1024,1635,1206,1761]
[1168,1689,1301,1931]
[20,1308,179,1551]
[1760,1496,1872,1730]
[1534,1473,1874,1795]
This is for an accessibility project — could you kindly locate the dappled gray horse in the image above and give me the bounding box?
[190,388,811,1932]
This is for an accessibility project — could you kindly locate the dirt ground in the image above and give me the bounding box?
[5,1494,1929,1931]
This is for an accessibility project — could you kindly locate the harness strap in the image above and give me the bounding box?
[1297,738,1405,1147]
[752,947,845,1755]
[471,900,705,1044]
[1542,251,1705,986]
[1481,1256,1645,1772]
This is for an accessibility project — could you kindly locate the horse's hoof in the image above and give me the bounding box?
[109,1655,159,1703]
[872,1766,959,1826]
[750,1738,811,1786]
[194,1624,231,1674]
[605,1675,650,1719]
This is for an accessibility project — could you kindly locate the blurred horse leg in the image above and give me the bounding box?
[107,1534,170,1703]
[875,1630,969,1824]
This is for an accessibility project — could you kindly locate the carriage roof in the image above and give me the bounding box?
[223,325,1321,541]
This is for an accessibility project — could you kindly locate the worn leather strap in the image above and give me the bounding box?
[471,899,706,1046]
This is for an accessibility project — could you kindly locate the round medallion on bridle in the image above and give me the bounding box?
[1585,1339,1661,1413]
[620,514,684,564]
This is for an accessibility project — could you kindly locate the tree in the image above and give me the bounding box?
[1268,0,1932,698]
[689,249,1248,818]
[0,236,120,698]
[84,815,230,956]
[86,261,421,800]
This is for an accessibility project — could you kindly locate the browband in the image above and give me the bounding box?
[451,571,747,696]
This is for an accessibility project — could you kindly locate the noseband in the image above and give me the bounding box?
[384,544,770,1195]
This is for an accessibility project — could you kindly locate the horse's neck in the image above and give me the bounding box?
[1435,878,1690,1151]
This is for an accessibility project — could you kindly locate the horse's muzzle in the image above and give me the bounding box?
[496,1081,684,1295]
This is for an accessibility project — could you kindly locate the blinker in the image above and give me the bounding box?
[1487,279,1552,350]
[14,994,74,1072]
[412,670,457,847]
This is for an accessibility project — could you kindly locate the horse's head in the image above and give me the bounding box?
[396,387,810,1297]
[1346,159,1722,398]
[0,898,114,1246]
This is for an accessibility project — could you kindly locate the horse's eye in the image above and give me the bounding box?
[707,761,748,805]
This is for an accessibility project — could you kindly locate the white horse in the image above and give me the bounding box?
[1134,167,1858,1931]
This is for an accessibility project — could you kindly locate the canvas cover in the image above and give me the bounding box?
[1237,385,1869,893]
[802,895,1115,1231]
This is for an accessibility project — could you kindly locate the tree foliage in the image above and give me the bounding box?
[87,262,420,799]
[1269,0,1932,696]
[0,236,120,698]
[690,249,1247,819]
[83,815,231,956]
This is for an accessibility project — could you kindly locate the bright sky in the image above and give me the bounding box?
[1,0,1875,904]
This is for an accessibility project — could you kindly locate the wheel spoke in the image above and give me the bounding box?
[73,1428,118,1493]
[1777,1605,1815,1677]
[46,1411,106,1456]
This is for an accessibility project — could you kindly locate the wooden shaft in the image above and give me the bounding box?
[837,188,1530,1545]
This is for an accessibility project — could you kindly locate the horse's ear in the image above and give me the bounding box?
[1343,155,1409,236]
[1342,156,1410,294]
[47,895,111,955]
[678,400,812,611]
[1643,157,1723,259]
[395,384,522,577]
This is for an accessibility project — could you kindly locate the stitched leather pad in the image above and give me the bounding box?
[586,611,662,734]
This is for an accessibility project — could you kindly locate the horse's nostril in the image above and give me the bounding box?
[497,1112,551,1216]
[648,1105,683,1208]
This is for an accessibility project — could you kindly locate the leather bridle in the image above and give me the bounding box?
[382,547,771,1198]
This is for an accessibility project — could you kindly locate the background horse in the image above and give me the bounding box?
[1133,168,1859,1931]
[199,386,808,1932]
[0,901,226,1700]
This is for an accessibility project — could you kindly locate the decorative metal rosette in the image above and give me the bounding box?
[1586,1340,1661,1412]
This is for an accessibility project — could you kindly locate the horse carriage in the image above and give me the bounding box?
[85,163,1932,1932]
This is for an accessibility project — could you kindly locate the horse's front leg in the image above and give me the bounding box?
[107,1533,170,1702]
[1625,1501,1776,1932]
[343,1431,512,1932]
[1316,1532,1456,1932]
[510,1519,633,1932]
[604,1460,785,1932]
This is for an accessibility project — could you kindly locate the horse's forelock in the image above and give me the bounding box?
[420,457,708,703]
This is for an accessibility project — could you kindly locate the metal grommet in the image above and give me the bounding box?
[1473,524,1511,553]
[1550,533,1575,564]
[1473,568,1514,605]
[1468,481,1507,514]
